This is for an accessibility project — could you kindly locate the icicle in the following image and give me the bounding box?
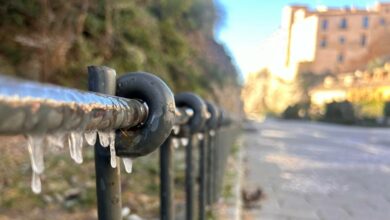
[172,125,180,135]
[122,158,133,173]
[181,138,189,146]
[84,130,97,146]
[98,131,110,147]
[172,138,180,149]
[45,133,65,149]
[31,171,42,194]
[27,135,45,174]
[109,131,117,168]
[68,132,83,164]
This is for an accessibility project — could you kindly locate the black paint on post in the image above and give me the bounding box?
[88,66,122,220]
[209,132,218,205]
[186,135,194,220]
[160,136,174,220]
[198,132,207,220]
[206,131,214,206]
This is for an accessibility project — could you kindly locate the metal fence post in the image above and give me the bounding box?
[212,131,219,203]
[160,136,174,220]
[206,131,213,206]
[206,131,214,206]
[198,131,207,220]
[175,92,208,220]
[88,66,122,220]
[185,134,195,220]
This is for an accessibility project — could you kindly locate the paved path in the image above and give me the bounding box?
[243,119,390,220]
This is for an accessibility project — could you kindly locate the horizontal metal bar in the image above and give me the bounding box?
[0,75,148,135]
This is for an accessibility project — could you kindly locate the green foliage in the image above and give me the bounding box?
[323,101,356,124]
[384,101,390,117]
[282,102,309,119]
[0,0,240,103]
[355,100,384,118]
[0,2,242,218]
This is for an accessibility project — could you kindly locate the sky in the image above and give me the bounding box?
[216,0,381,76]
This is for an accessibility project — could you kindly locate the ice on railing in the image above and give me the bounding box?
[0,76,148,137]
[98,131,110,147]
[84,130,97,146]
[109,131,117,168]
[68,132,84,164]
[26,129,124,193]
[46,133,65,149]
[27,135,45,174]
[0,76,147,193]
[31,171,41,194]
[172,138,180,149]
[181,138,189,146]
[27,135,45,194]
[122,158,133,173]
[172,125,180,135]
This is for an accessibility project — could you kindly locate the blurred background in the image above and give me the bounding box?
[240,0,390,124]
[2,0,390,219]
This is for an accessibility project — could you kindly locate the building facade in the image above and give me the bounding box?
[281,3,390,78]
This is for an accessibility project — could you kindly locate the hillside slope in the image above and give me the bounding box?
[0,0,241,112]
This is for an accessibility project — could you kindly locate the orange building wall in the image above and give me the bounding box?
[283,3,390,76]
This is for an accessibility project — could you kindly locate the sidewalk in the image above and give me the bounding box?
[215,136,244,220]
[242,119,390,220]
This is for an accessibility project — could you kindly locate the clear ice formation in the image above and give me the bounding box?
[26,129,123,193]
[122,158,133,173]
[27,135,45,174]
[31,171,41,194]
[84,130,97,146]
[109,131,117,168]
[181,138,189,146]
[172,125,180,135]
[68,132,83,164]
[98,131,110,147]
[45,133,65,149]
[172,138,180,149]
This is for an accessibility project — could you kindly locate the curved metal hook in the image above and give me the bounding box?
[115,72,175,157]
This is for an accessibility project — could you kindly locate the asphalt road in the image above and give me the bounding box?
[243,119,390,220]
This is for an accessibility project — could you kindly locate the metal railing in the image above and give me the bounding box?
[0,65,239,220]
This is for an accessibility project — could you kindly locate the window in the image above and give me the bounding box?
[380,18,386,26]
[322,19,328,31]
[361,34,367,46]
[339,36,346,45]
[337,53,344,63]
[320,38,327,48]
[362,16,369,28]
[340,18,348,29]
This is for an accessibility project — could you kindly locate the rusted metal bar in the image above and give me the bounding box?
[0,74,148,135]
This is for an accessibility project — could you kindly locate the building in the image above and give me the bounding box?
[309,63,390,117]
[275,2,390,80]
